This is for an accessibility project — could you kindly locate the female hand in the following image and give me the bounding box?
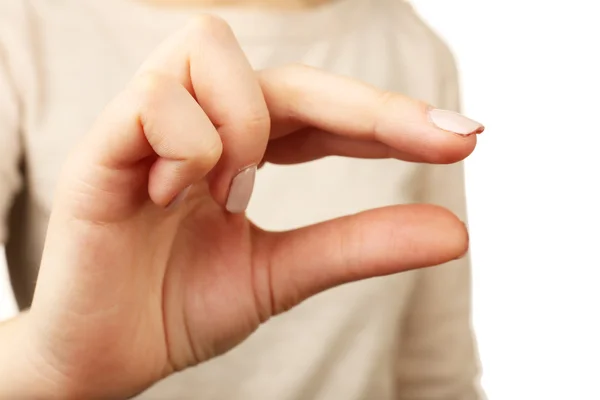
[21,16,482,399]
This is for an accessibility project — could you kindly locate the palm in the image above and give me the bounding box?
[32,181,263,398]
[129,182,266,381]
[164,186,261,367]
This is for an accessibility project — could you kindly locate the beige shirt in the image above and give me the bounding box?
[0,0,484,398]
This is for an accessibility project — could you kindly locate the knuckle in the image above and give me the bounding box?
[370,90,399,140]
[377,89,425,115]
[134,72,168,96]
[376,90,398,109]
[193,136,223,172]
[262,64,318,118]
[372,89,428,138]
[204,137,224,166]
[242,110,271,137]
[131,72,170,111]
[186,14,234,42]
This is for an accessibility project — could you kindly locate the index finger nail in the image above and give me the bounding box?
[429,108,485,136]
[225,165,257,214]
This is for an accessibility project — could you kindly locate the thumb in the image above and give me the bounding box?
[255,204,469,315]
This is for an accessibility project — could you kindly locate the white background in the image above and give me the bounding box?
[1,1,599,399]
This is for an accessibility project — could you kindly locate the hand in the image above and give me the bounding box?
[23,16,482,399]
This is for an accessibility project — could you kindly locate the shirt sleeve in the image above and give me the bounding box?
[0,47,23,245]
[0,1,30,245]
[395,169,485,400]
[395,35,486,400]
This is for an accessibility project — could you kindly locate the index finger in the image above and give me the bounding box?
[259,65,483,165]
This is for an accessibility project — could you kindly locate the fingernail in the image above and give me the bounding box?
[429,108,485,136]
[166,185,191,211]
[226,165,257,214]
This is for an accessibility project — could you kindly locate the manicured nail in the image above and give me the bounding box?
[166,185,191,211]
[226,165,257,214]
[429,109,485,136]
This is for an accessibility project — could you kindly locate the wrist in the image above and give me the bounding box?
[0,312,78,400]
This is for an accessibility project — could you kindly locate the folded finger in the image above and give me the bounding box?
[136,16,270,213]
[63,73,222,221]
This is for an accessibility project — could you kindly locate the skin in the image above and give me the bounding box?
[0,12,481,400]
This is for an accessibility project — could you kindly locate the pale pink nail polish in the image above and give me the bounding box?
[226,165,257,214]
[429,109,485,136]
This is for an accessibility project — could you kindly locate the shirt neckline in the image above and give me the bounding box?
[118,0,365,43]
